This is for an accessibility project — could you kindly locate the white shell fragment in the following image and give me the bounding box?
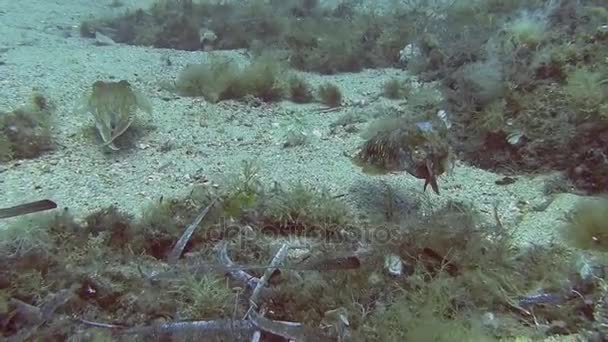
[507,130,524,145]
[384,254,403,277]
[436,109,452,129]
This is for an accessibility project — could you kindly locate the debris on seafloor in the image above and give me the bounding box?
[78,242,336,341]
[0,199,57,219]
[167,198,217,264]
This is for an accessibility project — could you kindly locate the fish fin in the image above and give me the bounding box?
[95,120,112,143]
[106,142,120,150]
[429,175,440,194]
[102,118,133,150]
[425,160,440,195]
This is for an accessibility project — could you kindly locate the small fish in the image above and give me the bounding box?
[0,199,57,219]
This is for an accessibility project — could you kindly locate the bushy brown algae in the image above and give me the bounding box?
[382,78,411,100]
[0,93,54,162]
[317,83,343,108]
[260,182,352,238]
[287,75,315,104]
[562,196,608,252]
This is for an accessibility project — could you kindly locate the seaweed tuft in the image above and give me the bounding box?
[382,78,410,99]
[261,182,351,238]
[563,197,608,251]
[175,56,285,103]
[169,274,233,319]
[288,75,314,103]
[0,107,53,161]
[84,206,134,250]
[317,83,342,108]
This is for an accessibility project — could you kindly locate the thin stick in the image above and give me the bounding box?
[9,298,42,325]
[244,243,290,318]
[76,318,127,330]
[217,241,262,290]
[121,319,255,336]
[168,199,216,264]
[40,284,78,321]
[250,331,261,342]
[317,106,343,113]
[0,199,57,219]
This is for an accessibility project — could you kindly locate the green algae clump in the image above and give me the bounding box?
[563,197,608,251]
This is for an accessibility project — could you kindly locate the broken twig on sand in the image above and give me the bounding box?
[168,199,217,264]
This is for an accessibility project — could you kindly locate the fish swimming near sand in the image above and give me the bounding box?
[0,199,57,219]
[353,118,451,194]
[83,80,152,151]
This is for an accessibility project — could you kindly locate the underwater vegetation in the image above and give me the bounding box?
[2,163,606,340]
[76,0,608,193]
[562,196,608,252]
[403,0,608,193]
[287,75,314,104]
[317,83,343,108]
[82,0,608,193]
[81,0,413,74]
[79,80,152,151]
[7,0,608,339]
[382,78,411,100]
[175,55,345,107]
[175,55,285,103]
[2,166,608,340]
[0,92,54,162]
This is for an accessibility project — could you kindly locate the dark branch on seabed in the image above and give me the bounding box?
[0,199,57,219]
[76,241,338,341]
